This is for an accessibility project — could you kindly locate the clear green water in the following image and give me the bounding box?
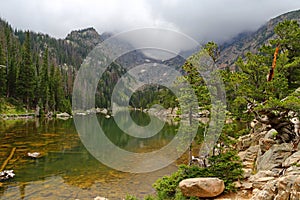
[0,111,182,200]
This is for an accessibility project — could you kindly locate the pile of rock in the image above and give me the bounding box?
[236,127,300,199]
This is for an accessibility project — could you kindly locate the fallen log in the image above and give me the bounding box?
[0,147,16,171]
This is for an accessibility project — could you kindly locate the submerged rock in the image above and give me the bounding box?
[0,170,15,181]
[27,152,41,158]
[179,177,225,198]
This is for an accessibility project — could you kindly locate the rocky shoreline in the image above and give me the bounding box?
[0,113,35,120]
[234,123,300,199]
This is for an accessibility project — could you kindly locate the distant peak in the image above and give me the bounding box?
[66,27,100,39]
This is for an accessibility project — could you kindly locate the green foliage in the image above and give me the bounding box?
[153,150,243,199]
[0,97,27,114]
[254,93,300,116]
[222,20,300,118]
[204,41,220,63]
[129,85,178,109]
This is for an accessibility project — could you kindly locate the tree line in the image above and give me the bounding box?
[1,18,299,117]
[0,20,72,114]
[0,19,128,114]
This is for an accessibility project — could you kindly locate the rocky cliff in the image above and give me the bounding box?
[235,120,300,199]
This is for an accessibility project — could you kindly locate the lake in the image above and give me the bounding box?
[0,111,187,200]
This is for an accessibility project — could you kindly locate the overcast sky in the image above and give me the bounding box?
[0,0,299,43]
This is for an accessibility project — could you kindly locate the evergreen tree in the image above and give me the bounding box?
[34,53,40,101]
[49,63,56,111]
[0,42,6,96]
[273,20,300,90]
[53,67,69,112]
[40,48,50,112]
[17,31,36,109]
[7,40,18,98]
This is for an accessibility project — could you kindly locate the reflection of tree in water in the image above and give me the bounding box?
[0,113,181,198]
[98,111,179,152]
[19,182,26,200]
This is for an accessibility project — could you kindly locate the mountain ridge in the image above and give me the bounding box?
[218,9,300,69]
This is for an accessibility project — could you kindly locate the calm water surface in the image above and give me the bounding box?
[0,111,184,200]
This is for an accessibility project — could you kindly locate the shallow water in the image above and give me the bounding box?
[0,111,183,199]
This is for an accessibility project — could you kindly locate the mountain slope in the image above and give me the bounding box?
[218,9,300,69]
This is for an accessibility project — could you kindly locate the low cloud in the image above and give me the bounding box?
[0,0,299,43]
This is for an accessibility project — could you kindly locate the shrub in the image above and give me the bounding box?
[153,150,243,199]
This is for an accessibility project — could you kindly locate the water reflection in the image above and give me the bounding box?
[0,112,180,199]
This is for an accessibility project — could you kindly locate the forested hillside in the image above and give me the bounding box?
[0,20,127,114]
[1,9,300,116]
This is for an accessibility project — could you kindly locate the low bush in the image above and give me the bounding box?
[153,150,243,199]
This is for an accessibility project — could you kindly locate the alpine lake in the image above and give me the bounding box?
[0,111,190,200]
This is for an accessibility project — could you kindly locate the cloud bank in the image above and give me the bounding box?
[0,0,299,43]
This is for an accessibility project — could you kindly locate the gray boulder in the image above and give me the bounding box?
[256,143,293,171]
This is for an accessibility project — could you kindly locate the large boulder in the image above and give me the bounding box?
[179,177,225,198]
[256,143,293,171]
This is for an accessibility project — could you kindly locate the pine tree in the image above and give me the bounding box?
[53,67,69,112]
[49,64,56,111]
[17,31,36,109]
[40,48,49,112]
[34,53,40,101]
[7,40,18,98]
[0,42,6,96]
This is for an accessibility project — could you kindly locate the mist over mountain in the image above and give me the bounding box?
[0,9,299,111]
[218,9,300,69]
